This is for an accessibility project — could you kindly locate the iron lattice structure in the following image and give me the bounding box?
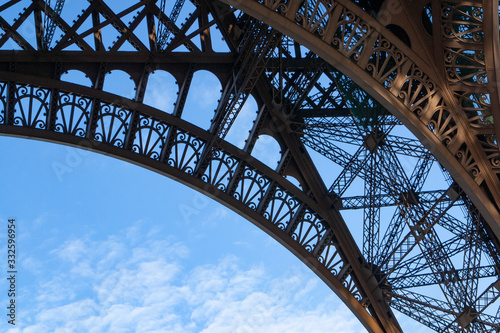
[1,0,500,331]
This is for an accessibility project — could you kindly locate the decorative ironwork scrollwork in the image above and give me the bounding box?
[428,106,458,146]
[444,48,486,85]
[456,91,492,128]
[317,240,343,276]
[295,0,336,36]
[13,84,49,129]
[291,210,327,252]
[343,273,363,302]
[263,186,301,230]
[94,103,132,147]
[167,130,205,174]
[201,149,238,191]
[398,65,436,115]
[366,37,405,88]
[332,8,373,61]
[233,166,271,210]
[55,92,91,137]
[456,142,480,178]
[132,116,170,160]
[441,4,484,43]
[477,134,500,169]
[0,81,6,124]
[260,0,289,14]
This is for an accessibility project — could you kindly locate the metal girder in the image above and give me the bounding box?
[41,0,65,51]
[0,71,395,333]
[209,19,280,140]
[363,150,380,264]
[0,1,22,13]
[0,2,36,51]
[222,0,500,250]
[1,1,500,332]
[329,145,369,197]
[376,156,439,268]
[384,235,467,283]
[156,0,186,51]
[389,265,499,289]
[341,190,452,210]
[304,123,433,158]
[387,289,460,332]
[158,5,200,52]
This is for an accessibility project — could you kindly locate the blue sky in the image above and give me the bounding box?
[0,67,371,332]
[0,79,433,333]
[0,136,371,333]
[0,1,439,332]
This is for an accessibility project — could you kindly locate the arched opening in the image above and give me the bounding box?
[182,70,222,130]
[60,70,92,87]
[143,70,177,113]
[251,134,282,170]
[224,94,259,149]
[102,70,136,99]
[284,175,302,190]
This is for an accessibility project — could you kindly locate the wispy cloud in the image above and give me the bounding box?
[9,221,366,333]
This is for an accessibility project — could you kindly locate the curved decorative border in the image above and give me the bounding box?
[0,72,387,333]
[221,0,500,240]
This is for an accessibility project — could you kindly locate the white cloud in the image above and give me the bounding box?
[20,256,43,274]
[52,239,87,263]
[10,221,367,333]
[35,276,77,304]
[37,299,98,323]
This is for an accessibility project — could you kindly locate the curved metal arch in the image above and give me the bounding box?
[2,1,500,331]
[436,0,500,176]
[0,72,390,332]
[221,0,500,239]
[485,1,500,123]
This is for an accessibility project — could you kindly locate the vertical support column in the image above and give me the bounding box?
[5,62,16,126]
[92,10,104,51]
[363,152,380,265]
[173,63,195,117]
[199,1,213,52]
[34,6,43,51]
[5,80,15,126]
[147,10,157,51]
[86,62,107,140]
[124,65,151,151]
[46,62,63,132]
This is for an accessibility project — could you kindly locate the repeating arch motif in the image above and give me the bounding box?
[224,0,500,238]
[1,0,499,331]
[13,84,49,128]
[0,77,381,327]
[55,93,91,137]
[131,116,170,159]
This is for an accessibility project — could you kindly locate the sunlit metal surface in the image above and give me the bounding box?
[0,1,499,331]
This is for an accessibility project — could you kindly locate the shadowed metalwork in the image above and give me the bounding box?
[1,0,499,332]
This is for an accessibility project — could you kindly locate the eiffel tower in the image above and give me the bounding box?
[0,1,499,331]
